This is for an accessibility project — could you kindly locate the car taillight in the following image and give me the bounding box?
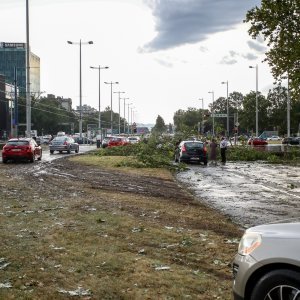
[181,145,186,152]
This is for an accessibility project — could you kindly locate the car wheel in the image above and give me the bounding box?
[250,269,300,300]
[67,148,71,154]
[29,155,34,163]
[75,148,79,153]
[203,160,208,166]
[50,150,54,154]
[2,158,8,164]
[38,151,42,161]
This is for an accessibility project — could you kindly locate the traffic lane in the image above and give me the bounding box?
[42,144,96,162]
[0,144,97,162]
[176,162,300,228]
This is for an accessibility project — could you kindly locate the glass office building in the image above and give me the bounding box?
[0,42,40,96]
[0,42,40,137]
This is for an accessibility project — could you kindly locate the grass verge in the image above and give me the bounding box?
[0,155,241,299]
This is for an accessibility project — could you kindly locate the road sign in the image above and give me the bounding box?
[235,122,240,127]
[212,114,227,117]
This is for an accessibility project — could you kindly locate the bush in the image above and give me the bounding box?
[94,136,177,169]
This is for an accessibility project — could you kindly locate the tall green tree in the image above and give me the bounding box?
[238,91,269,135]
[152,115,167,134]
[245,0,300,96]
[173,107,207,134]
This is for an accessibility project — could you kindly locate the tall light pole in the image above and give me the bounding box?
[121,97,129,133]
[287,73,290,138]
[114,91,125,135]
[249,64,258,137]
[130,106,135,134]
[199,98,204,135]
[127,102,133,134]
[208,91,215,136]
[221,80,229,137]
[90,65,109,136]
[26,0,31,137]
[104,81,119,134]
[68,39,93,140]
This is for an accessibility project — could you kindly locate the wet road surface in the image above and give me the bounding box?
[42,144,96,161]
[176,162,300,228]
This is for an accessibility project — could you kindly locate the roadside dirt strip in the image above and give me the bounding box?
[0,157,241,299]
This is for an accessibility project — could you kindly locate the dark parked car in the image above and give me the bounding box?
[175,140,207,165]
[2,138,42,163]
[282,136,300,145]
[233,221,300,300]
[49,136,79,154]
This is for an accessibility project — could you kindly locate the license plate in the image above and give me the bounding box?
[12,149,21,152]
[190,157,199,161]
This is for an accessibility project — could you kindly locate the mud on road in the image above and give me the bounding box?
[176,162,300,228]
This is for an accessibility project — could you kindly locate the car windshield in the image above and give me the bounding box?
[185,142,203,149]
[7,140,29,146]
[53,136,67,142]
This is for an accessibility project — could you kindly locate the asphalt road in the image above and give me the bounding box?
[176,161,300,228]
[41,144,97,161]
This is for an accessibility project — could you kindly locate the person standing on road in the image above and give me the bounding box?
[220,137,228,164]
[209,139,218,166]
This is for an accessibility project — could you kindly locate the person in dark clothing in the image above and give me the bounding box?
[209,139,218,166]
[220,137,227,164]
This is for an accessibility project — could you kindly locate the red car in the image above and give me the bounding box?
[247,137,268,146]
[2,138,42,163]
[107,137,129,147]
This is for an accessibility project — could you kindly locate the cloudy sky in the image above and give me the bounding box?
[0,0,274,125]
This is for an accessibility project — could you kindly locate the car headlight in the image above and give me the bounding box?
[238,232,262,255]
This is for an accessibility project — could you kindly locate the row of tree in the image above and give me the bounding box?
[173,85,300,137]
[16,96,130,136]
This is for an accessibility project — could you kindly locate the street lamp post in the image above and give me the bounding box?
[26,0,31,137]
[127,103,133,134]
[249,65,258,137]
[221,80,229,137]
[208,91,215,136]
[104,81,119,134]
[287,73,290,138]
[90,65,109,136]
[114,91,125,134]
[121,97,129,133]
[199,98,204,135]
[130,107,136,134]
[68,39,93,140]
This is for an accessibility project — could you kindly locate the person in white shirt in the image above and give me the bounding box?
[220,137,227,164]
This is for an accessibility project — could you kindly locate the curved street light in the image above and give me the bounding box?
[199,98,204,135]
[114,91,125,134]
[121,97,129,133]
[67,39,93,139]
[208,91,215,136]
[90,65,109,135]
[249,65,258,137]
[104,81,119,134]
